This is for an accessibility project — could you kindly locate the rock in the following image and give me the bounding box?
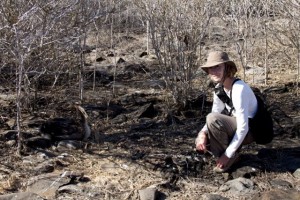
[130,118,155,131]
[110,114,127,124]
[219,177,256,195]
[245,66,265,76]
[25,136,52,149]
[181,110,198,118]
[165,114,184,126]
[60,171,84,180]
[96,56,106,62]
[251,189,300,200]
[1,130,18,140]
[138,187,157,200]
[263,86,288,94]
[124,63,149,73]
[36,151,57,159]
[5,140,16,146]
[57,184,83,194]
[177,155,204,177]
[25,118,45,128]
[270,179,293,190]
[33,161,55,174]
[0,192,44,200]
[139,51,148,57]
[201,193,229,200]
[116,71,134,80]
[85,104,125,119]
[0,164,13,175]
[22,151,55,165]
[119,92,151,106]
[72,44,94,54]
[106,51,114,57]
[222,173,230,181]
[26,174,70,199]
[117,57,126,63]
[182,94,206,110]
[100,163,119,170]
[5,119,15,129]
[57,140,83,150]
[132,103,158,119]
[232,166,259,179]
[139,80,166,89]
[293,168,300,178]
[84,69,113,84]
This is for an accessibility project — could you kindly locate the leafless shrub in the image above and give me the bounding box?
[1,0,300,154]
[133,0,214,106]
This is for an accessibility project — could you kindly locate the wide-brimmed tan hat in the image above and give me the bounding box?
[200,51,237,74]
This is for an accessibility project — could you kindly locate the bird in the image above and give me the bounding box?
[39,103,91,142]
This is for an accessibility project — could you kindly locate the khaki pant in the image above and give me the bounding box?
[206,113,254,157]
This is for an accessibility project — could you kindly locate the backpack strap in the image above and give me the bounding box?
[215,78,240,116]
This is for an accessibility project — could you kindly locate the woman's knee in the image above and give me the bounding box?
[206,113,220,126]
[206,113,230,131]
[206,113,236,136]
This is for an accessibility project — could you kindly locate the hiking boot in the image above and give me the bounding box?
[213,154,240,173]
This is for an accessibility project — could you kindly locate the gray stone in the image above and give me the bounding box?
[57,184,83,194]
[270,179,293,190]
[293,116,300,124]
[5,140,16,146]
[142,80,166,89]
[57,140,83,150]
[232,166,259,179]
[23,154,50,165]
[60,171,84,179]
[27,174,70,199]
[219,177,255,195]
[201,193,229,200]
[138,187,157,200]
[130,103,158,119]
[293,168,300,179]
[110,114,127,124]
[251,189,300,200]
[33,162,55,175]
[0,192,44,200]
[25,136,52,149]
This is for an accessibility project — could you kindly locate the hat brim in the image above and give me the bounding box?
[200,60,237,73]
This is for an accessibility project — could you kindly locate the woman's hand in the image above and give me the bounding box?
[216,154,230,169]
[195,131,207,152]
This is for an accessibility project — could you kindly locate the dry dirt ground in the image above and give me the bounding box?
[0,33,300,200]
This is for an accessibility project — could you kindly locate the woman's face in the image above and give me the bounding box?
[207,63,225,83]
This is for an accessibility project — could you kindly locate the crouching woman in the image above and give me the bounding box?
[195,51,273,173]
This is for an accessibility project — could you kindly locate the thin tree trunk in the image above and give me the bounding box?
[297,22,300,96]
[264,21,268,85]
[297,48,299,96]
[13,25,24,156]
[147,20,149,55]
[111,12,117,97]
[126,7,129,37]
[110,12,114,50]
[79,0,87,101]
[93,21,100,91]
[79,37,84,100]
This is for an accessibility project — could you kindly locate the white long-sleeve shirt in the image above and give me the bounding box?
[201,79,258,158]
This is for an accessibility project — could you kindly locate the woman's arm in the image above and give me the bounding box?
[224,83,254,158]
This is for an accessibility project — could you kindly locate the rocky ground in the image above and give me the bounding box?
[0,33,300,200]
